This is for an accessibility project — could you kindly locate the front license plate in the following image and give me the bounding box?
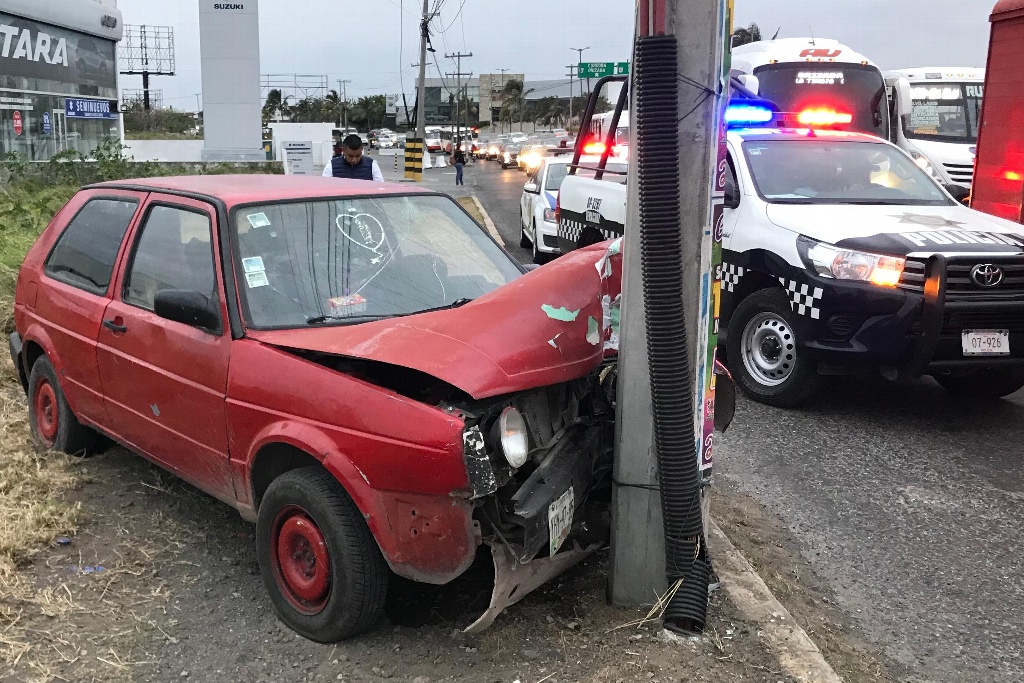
[962,329,1010,356]
[547,486,575,556]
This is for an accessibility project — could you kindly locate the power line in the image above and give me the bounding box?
[441,0,469,32]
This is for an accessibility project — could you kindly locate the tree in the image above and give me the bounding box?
[732,22,762,47]
[325,90,343,127]
[262,89,291,125]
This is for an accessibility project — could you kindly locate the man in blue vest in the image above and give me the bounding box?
[322,134,385,181]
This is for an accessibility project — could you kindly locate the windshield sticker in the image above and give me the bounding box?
[910,104,941,129]
[795,71,844,85]
[245,271,270,288]
[246,212,272,229]
[541,304,580,322]
[328,293,368,316]
[242,256,265,274]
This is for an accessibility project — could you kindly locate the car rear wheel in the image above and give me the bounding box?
[28,356,97,454]
[727,288,822,408]
[257,467,388,642]
[520,212,531,249]
[933,368,1024,399]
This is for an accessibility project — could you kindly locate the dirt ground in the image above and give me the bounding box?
[0,384,798,683]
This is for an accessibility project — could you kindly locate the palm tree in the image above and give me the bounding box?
[325,90,342,127]
[732,22,762,47]
[262,89,290,124]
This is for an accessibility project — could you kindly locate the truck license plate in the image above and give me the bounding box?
[547,486,575,556]
[962,330,1010,356]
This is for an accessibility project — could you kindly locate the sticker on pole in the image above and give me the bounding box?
[12,111,23,136]
[548,486,574,556]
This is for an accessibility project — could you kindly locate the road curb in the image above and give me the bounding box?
[470,195,505,246]
[709,519,844,683]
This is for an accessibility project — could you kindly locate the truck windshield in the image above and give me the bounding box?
[742,139,951,206]
[906,83,983,143]
[753,63,890,138]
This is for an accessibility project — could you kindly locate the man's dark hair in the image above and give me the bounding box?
[343,134,364,151]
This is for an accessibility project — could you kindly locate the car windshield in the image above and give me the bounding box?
[752,63,890,138]
[233,194,523,329]
[742,139,951,205]
[906,83,983,143]
[546,162,628,191]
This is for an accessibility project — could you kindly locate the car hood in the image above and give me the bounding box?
[764,203,1024,256]
[247,242,623,400]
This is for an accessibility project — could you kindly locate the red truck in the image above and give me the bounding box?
[971,0,1024,222]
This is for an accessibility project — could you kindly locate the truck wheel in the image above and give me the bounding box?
[933,368,1024,399]
[257,467,388,642]
[28,356,97,454]
[727,289,822,408]
[520,213,531,249]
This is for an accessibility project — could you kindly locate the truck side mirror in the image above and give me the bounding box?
[737,74,759,95]
[724,178,740,209]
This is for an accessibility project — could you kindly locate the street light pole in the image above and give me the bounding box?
[338,78,351,130]
[497,67,510,133]
[571,46,591,97]
[566,65,577,131]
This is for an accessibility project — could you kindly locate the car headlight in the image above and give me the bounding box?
[498,407,529,469]
[543,208,556,222]
[503,153,511,162]
[800,237,905,287]
[909,151,943,182]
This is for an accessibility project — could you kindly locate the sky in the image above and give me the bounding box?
[113,0,994,112]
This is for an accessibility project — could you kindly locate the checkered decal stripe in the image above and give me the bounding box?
[779,278,823,319]
[558,218,621,246]
[721,263,745,292]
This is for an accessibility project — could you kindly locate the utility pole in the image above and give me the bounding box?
[571,46,591,98]
[496,68,510,133]
[609,0,730,628]
[408,0,434,181]
[338,79,351,130]
[565,65,578,131]
[445,51,472,153]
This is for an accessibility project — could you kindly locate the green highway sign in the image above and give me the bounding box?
[578,61,630,78]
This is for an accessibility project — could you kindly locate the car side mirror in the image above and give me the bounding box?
[737,74,759,96]
[896,77,913,117]
[724,178,740,209]
[524,182,539,194]
[154,289,220,332]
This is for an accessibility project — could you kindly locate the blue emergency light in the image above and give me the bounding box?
[724,103,775,127]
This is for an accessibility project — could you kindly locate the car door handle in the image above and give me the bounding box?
[102,319,127,333]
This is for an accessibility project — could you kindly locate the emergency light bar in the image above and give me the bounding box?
[796,108,853,126]
[725,104,775,126]
[725,99,853,131]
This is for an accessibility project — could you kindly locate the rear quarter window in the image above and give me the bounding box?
[44,198,139,295]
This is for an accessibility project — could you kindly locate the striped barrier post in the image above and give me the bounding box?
[404,139,424,181]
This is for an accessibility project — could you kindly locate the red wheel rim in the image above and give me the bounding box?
[270,505,331,614]
[33,378,58,447]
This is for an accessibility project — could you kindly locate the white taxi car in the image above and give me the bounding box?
[520,156,626,264]
[721,104,1024,407]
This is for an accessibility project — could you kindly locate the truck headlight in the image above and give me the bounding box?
[909,151,943,182]
[800,237,905,287]
[498,407,529,469]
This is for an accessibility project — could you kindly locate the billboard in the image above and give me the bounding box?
[0,11,117,91]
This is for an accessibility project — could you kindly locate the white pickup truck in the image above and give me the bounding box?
[555,156,629,253]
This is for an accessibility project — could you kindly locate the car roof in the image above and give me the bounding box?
[727,128,893,144]
[88,174,436,206]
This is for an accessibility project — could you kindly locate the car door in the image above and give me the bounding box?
[95,196,234,501]
[33,190,144,427]
[521,166,540,232]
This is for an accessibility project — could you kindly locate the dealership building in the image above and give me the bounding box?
[0,0,123,161]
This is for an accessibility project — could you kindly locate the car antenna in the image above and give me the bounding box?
[809,27,815,46]
[772,26,781,40]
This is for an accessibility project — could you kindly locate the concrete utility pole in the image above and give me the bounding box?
[338,78,351,130]
[406,0,434,181]
[609,0,729,606]
[571,46,591,98]
[446,51,472,151]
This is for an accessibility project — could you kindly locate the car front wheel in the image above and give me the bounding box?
[257,467,388,642]
[726,288,822,408]
[933,368,1024,399]
[28,356,97,454]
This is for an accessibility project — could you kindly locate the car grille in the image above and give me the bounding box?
[899,257,1024,300]
[543,234,559,248]
[942,162,974,185]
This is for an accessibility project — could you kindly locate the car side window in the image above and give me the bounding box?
[123,204,221,317]
[44,198,139,295]
[725,153,740,205]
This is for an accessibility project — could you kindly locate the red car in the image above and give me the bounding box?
[10,175,624,641]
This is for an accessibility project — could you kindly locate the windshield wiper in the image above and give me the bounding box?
[306,314,396,325]
[769,199,815,204]
[406,298,475,316]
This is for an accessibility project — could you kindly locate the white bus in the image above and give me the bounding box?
[587,111,630,148]
[883,67,984,188]
[732,38,891,140]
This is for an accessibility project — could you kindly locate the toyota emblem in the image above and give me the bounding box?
[970,264,1005,288]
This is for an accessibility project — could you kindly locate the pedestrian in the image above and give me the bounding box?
[453,145,467,186]
[322,134,385,181]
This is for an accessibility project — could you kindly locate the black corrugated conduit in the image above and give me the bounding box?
[633,34,709,634]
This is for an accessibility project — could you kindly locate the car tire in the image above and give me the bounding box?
[726,288,822,408]
[933,368,1024,399]
[27,356,97,454]
[531,221,546,265]
[519,213,531,249]
[257,467,388,642]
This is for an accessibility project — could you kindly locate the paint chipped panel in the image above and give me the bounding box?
[461,425,498,498]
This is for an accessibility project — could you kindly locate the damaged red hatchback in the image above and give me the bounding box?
[10,175,624,641]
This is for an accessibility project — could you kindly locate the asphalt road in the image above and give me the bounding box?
[453,160,1024,682]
